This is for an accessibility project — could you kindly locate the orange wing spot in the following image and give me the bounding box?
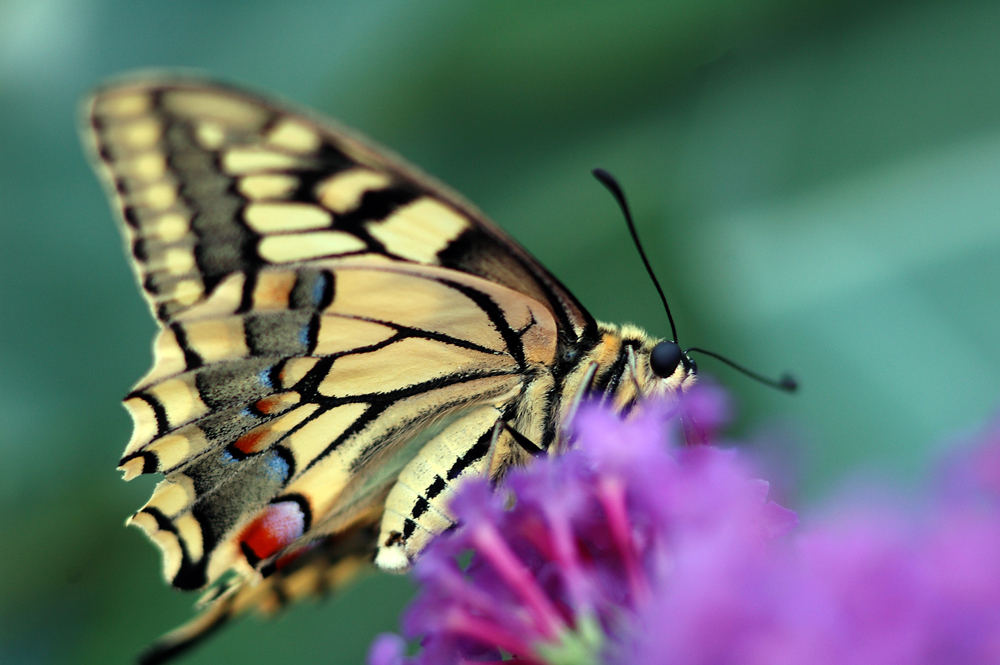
[252,271,297,310]
[254,392,298,415]
[233,428,268,454]
[239,501,306,562]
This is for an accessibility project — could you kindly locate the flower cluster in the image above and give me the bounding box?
[370,389,1000,665]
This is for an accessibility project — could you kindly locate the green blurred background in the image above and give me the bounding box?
[2,1,998,663]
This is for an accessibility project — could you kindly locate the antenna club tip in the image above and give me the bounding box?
[591,168,615,189]
[779,374,799,393]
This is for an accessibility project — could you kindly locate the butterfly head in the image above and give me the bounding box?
[649,339,696,383]
[612,328,698,401]
[642,338,697,396]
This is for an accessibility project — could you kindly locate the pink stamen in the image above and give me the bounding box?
[432,560,514,622]
[542,504,592,614]
[598,476,649,603]
[444,609,542,662]
[471,523,567,639]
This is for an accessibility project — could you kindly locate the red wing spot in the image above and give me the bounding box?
[239,501,306,562]
[234,428,268,454]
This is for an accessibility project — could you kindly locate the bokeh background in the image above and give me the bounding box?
[2,1,998,663]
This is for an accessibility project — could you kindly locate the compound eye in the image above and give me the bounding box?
[649,340,683,378]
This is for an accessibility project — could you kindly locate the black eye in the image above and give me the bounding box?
[650,340,683,378]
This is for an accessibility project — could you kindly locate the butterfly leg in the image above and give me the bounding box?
[553,361,600,454]
[501,419,545,457]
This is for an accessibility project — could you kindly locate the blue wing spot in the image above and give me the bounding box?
[264,450,291,483]
[220,449,237,465]
[299,323,310,348]
[258,367,273,389]
[312,273,330,306]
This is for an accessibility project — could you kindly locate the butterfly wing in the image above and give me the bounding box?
[116,258,556,585]
[137,520,380,665]
[85,76,587,657]
[86,77,595,340]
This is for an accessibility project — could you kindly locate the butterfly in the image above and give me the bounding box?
[83,76,698,662]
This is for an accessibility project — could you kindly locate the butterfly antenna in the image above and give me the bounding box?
[592,168,798,395]
[592,168,679,344]
[687,347,798,392]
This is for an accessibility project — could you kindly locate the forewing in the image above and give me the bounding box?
[85,76,594,340]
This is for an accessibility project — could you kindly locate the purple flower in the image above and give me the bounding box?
[369,390,1000,665]
[367,634,406,665]
[623,501,1000,664]
[939,416,1000,503]
[370,389,791,665]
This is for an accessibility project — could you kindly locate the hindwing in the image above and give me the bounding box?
[119,259,558,589]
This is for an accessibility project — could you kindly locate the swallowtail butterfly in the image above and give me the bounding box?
[83,76,698,662]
